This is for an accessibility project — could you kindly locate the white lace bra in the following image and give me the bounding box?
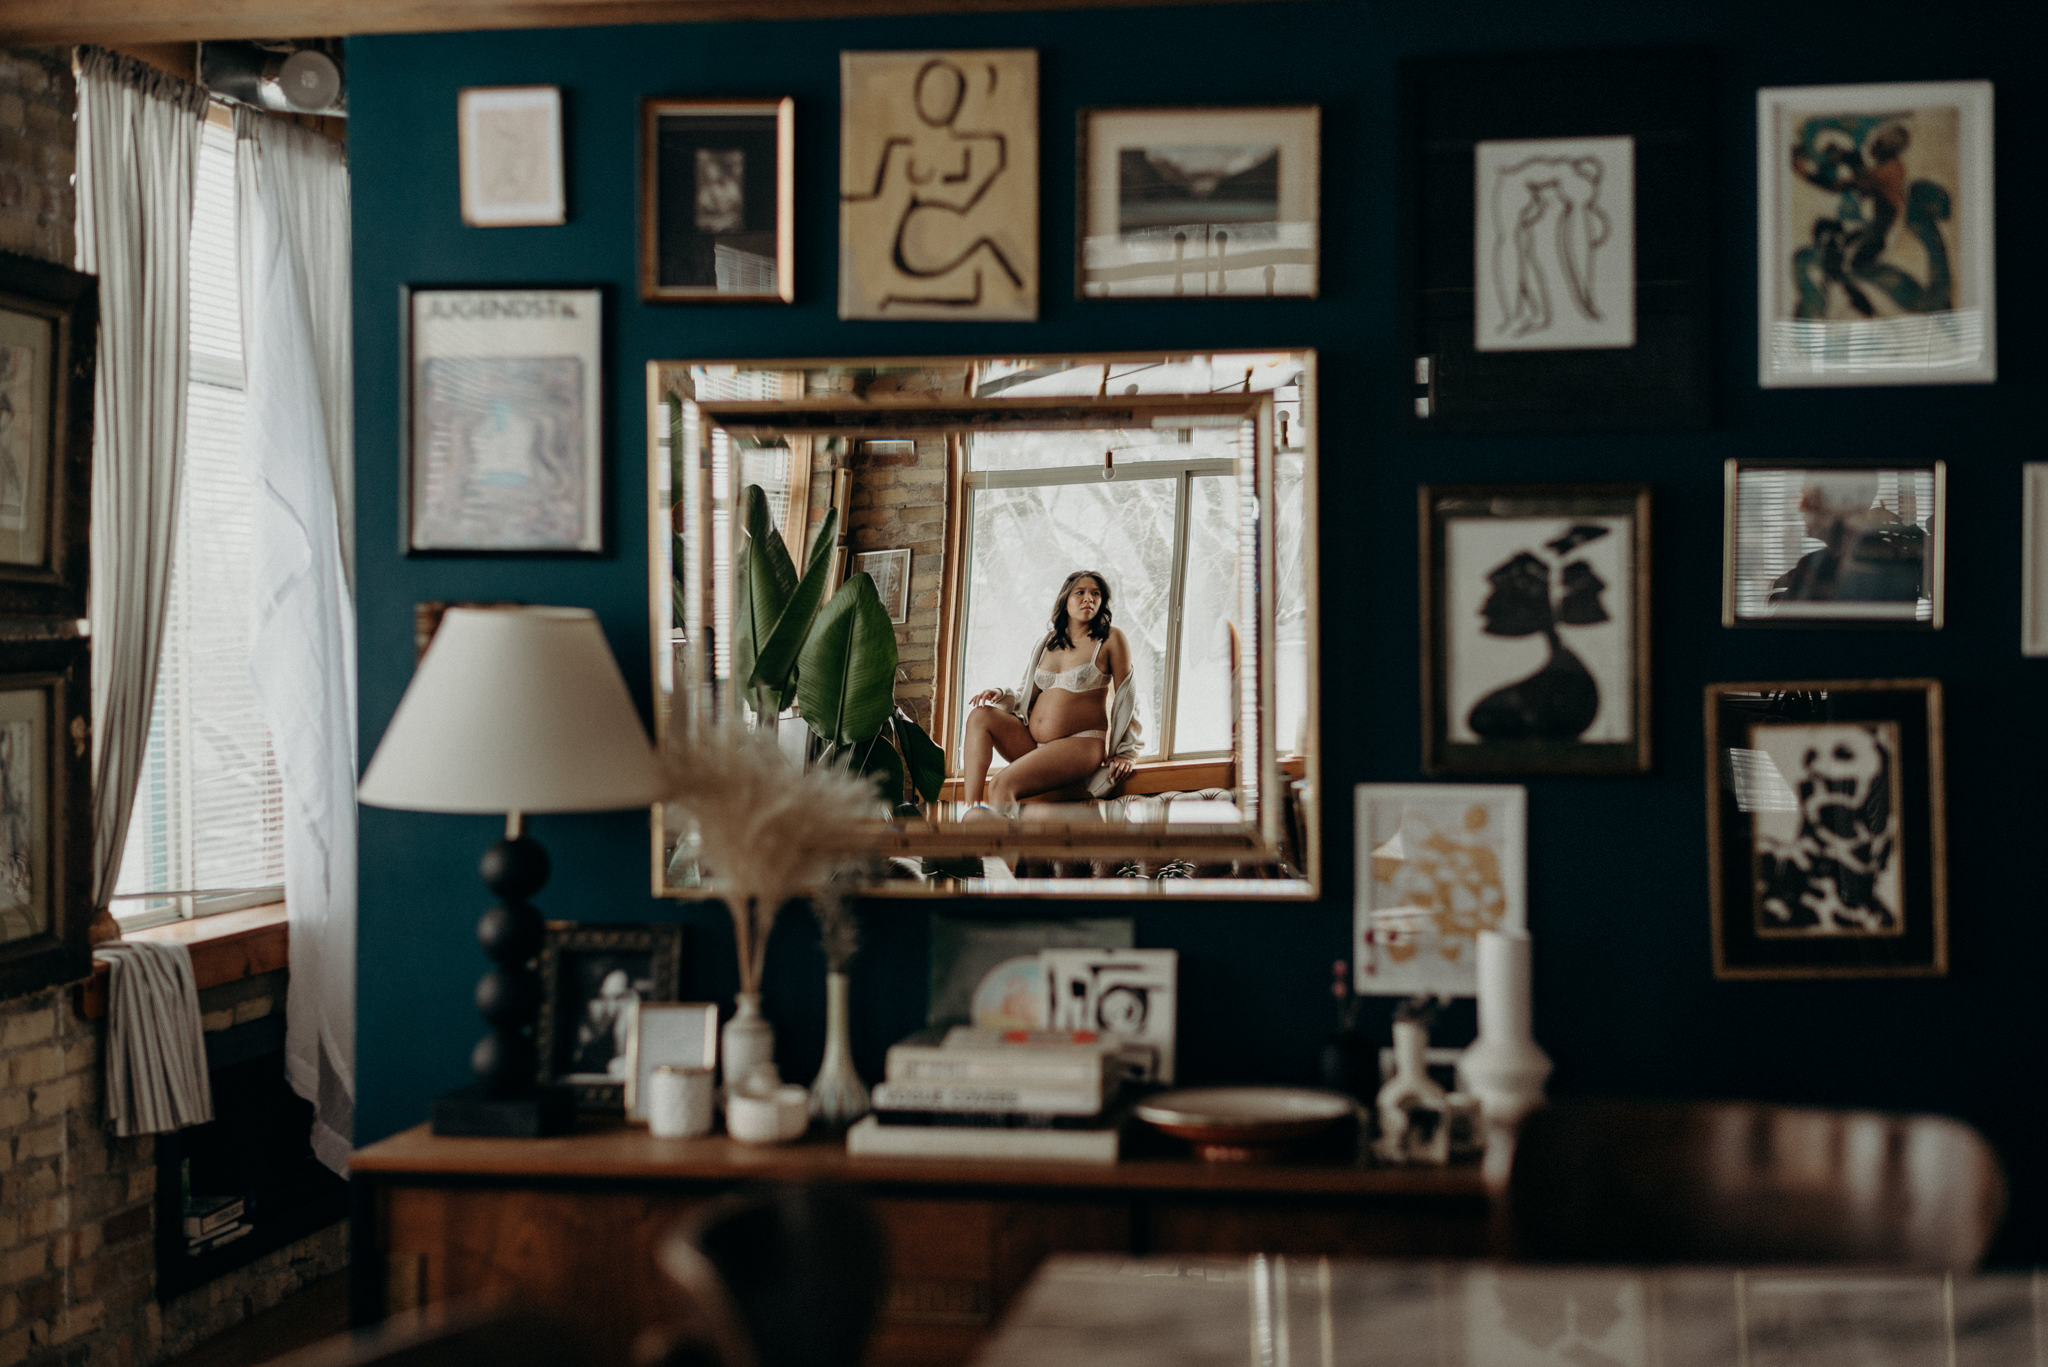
[1034,638,1109,694]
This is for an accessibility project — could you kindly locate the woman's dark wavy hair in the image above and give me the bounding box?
[1048,570,1113,651]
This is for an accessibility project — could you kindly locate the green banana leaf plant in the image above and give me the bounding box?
[730,483,944,807]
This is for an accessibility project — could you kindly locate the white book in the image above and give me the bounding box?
[871,1079,1108,1116]
[845,1114,1121,1163]
[884,1030,1122,1087]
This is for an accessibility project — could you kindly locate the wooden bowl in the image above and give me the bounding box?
[1134,1086,1355,1162]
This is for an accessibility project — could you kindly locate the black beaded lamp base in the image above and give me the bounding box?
[432,1083,577,1138]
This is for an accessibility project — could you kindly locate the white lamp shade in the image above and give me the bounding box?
[359,606,666,814]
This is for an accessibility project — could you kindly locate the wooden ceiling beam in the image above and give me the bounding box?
[2,0,1262,45]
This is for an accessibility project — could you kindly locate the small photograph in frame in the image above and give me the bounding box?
[1354,783,1526,999]
[641,98,794,304]
[402,285,603,555]
[457,86,567,229]
[1724,460,1944,628]
[1422,485,1651,775]
[853,548,911,624]
[1706,680,1946,979]
[1,252,96,620]
[1079,106,1319,300]
[536,922,685,1110]
[0,636,91,1001]
[624,1001,718,1120]
[1757,81,1995,388]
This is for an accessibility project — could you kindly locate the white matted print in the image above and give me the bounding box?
[853,548,911,623]
[840,50,1037,321]
[404,287,603,554]
[1475,136,1634,351]
[458,86,566,228]
[1745,720,1905,938]
[1080,106,1319,299]
[1758,81,1995,387]
[1354,784,1526,998]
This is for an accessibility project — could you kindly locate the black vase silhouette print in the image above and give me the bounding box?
[1466,525,1610,741]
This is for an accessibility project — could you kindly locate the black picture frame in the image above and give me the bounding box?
[1421,484,1651,775]
[0,251,98,619]
[1705,680,1946,980]
[1397,46,1714,434]
[640,98,794,304]
[1722,458,1946,629]
[0,635,93,1002]
[398,283,607,557]
[536,922,685,1110]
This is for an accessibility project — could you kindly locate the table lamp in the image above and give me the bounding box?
[359,606,667,1136]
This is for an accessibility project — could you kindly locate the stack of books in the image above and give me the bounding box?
[846,1027,1133,1163]
[184,1194,252,1256]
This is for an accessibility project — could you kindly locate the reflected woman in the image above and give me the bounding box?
[962,570,1143,812]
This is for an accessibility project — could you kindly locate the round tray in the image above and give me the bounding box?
[1134,1086,1356,1162]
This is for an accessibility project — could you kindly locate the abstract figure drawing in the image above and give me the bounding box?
[1468,523,1611,742]
[1789,114,1952,320]
[1491,155,1612,339]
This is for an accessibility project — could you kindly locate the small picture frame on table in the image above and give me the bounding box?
[457,86,567,228]
[1756,81,1994,388]
[1705,680,1946,979]
[1353,783,1526,999]
[1421,484,1651,775]
[536,923,685,1110]
[0,636,92,1001]
[624,1001,718,1120]
[1723,459,1944,628]
[641,98,794,304]
[1077,106,1320,299]
[400,284,604,555]
[1,252,97,620]
[853,548,911,624]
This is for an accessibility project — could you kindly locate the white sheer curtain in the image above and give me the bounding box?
[233,108,357,1174]
[73,47,209,909]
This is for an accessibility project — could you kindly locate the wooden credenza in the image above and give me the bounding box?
[350,1123,1489,1367]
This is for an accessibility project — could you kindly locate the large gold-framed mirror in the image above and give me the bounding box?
[648,352,1317,898]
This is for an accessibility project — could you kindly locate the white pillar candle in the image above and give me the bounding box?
[1476,930,1534,1044]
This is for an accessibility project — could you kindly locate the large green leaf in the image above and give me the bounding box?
[796,573,898,746]
[732,485,803,714]
[750,506,838,698]
[849,731,907,807]
[894,711,946,804]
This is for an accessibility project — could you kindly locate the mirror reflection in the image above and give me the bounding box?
[649,352,1318,898]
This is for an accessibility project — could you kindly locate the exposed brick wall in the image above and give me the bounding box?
[847,437,947,731]
[0,47,76,264]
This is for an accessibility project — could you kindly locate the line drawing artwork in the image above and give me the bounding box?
[1744,721,1905,938]
[840,51,1037,321]
[1475,136,1634,351]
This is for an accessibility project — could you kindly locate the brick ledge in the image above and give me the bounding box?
[76,903,289,1020]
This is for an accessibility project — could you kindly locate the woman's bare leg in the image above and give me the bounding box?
[962,706,1036,802]
[988,735,1104,806]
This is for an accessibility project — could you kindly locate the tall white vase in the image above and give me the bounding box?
[809,970,870,1127]
[1456,930,1552,1132]
[722,991,776,1096]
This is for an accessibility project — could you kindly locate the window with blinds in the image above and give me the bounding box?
[111,113,285,927]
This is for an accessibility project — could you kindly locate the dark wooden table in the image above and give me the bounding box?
[973,1255,2044,1367]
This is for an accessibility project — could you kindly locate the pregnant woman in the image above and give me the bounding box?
[961,569,1143,813]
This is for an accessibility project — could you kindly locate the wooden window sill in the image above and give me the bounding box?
[76,903,289,1020]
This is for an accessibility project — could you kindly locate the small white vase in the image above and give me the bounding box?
[1376,1019,1446,1153]
[722,991,776,1096]
[809,970,870,1127]
[1457,930,1552,1132]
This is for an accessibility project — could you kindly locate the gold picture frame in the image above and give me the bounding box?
[641,97,794,304]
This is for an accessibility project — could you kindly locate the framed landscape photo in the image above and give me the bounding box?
[536,922,685,1110]
[623,1000,718,1120]
[458,86,567,228]
[1705,680,1946,979]
[401,285,604,555]
[1,252,96,620]
[1724,459,1944,628]
[1757,81,1995,388]
[853,548,911,623]
[1422,485,1651,775]
[641,98,794,304]
[1354,783,1526,999]
[0,637,91,1002]
[1078,106,1319,299]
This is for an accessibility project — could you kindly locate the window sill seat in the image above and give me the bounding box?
[76,902,289,1020]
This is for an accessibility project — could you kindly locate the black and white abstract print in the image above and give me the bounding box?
[1744,720,1905,937]
[1475,135,1636,352]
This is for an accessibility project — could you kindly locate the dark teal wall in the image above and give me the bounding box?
[350,2,2045,1255]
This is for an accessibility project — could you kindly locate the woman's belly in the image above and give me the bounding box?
[1029,688,1108,743]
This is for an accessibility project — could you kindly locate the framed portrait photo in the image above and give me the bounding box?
[1705,680,1946,979]
[1422,484,1651,775]
[1354,783,1526,999]
[401,285,604,555]
[623,1001,718,1121]
[641,98,794,304]
[0,252,96,620]
[0,636,91,1002]
[457,86,567,228]
[536,922,685,1110]
[853,548,911,624]
[1078,106,1319,300]
[1757,81,1995,387]
[1724,459,1944,628]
